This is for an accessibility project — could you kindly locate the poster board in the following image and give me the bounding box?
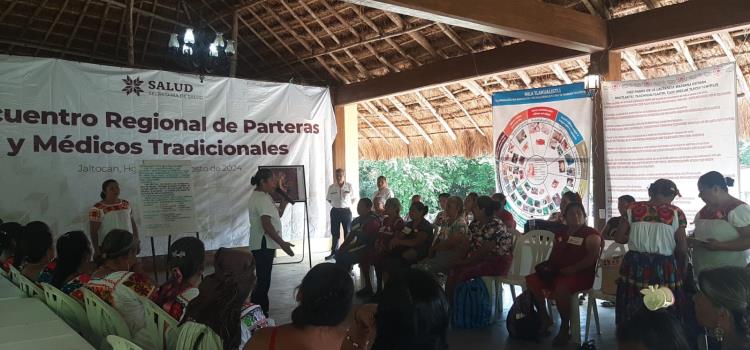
[602,63,739,223]
[138,160,198,236]
[258,165,307,203]
[492,83,593,228]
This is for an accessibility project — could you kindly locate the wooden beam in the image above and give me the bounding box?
[127,0,134,66]
[622,50,646,80]
[364,43,399,73]
[35,0,70,56]
[592,50,620,229]
[388,97,433,144]
[439,86,485,136]
[360,113,390,143]
[230,11,238,77]
[62,0,92,58]
[713,33,750,103]
[414,91,457,140]
[517,70,532,88]
[333,41,584,105]
[551,63,572,84]
[139,0,158,63]
[279,0,326,50]
[462,80,491,104]
[340,0,606,52]
[609,0,750,50]
[98,0,188,27]
[674,40,697,71]
[437,23,471,53]
[91,3,111,55]
[494,76,509,90]
[299,0,341,45]
[363,101,410,144]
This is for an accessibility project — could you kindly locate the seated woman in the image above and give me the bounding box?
[446,196,513,298]
[182,248,266,350]
[416,196,469,276]
[335,198,381,296]
[370,198,405,295]
[86,229,155,345]
[694,266,750,350]
[617,309,691,350]
[38,231,94,295]
[491,193,517,229]
[152,237,205,321]
[382,202,434,281]
[245,263,354,350]
[0,222,22,272]
[341,268,450,350]
[18,221,54,281]
[524,202,602,346]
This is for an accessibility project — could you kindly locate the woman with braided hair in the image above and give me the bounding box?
[182,248,266,350]
[245,263,354,350]
[695,266,750,350]
[152,237,205,321]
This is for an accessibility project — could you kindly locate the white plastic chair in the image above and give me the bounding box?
[584,242,628,340]
[496,230,555,299]
[81,287,132,349]
[17,273,45,300]
[175,321,223,350]
[141,295,180,350]
[41,283,93,342]
[107,335,143,350]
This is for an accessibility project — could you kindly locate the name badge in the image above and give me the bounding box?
[403,227,413,235]
[567,236,584,246]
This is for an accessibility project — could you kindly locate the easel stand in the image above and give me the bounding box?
[150,232,200,282]
[273,201,313,268]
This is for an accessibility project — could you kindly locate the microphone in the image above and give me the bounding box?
[275,187,294,203]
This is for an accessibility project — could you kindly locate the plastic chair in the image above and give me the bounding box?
[176,322,223,350]
[17,273,45,301]
[585,242,628,340]
[141,295,179,350]
[81,287,132,349]
[496,230,555,299]
[106,335,143,350]
[8,264,21,285]
[41,283,93,342]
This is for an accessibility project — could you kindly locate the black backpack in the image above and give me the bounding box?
[506,290,542,341]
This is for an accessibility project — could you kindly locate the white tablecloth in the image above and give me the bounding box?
[0,277,22,300]
[0,298,94,350]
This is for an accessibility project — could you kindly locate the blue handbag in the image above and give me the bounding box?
[451,278,492,329]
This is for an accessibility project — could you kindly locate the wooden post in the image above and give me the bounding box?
[230,11,239,77]
[591,51,620,230]
[333,104,360,197]
[127,0,135,66]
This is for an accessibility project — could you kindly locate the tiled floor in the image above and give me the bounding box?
[266,239,619,350]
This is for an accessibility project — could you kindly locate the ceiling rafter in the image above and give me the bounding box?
[712,33,750,103]
[35,0,71,56]
[437,23,472,53]
[517,70,533,88]
[674,40,697,71]
[319,0,361,40]
[439,86,485,136]
[364,43,399,73]
[359,113,390,143]
[11,0,50,54]
[261,3,312,53]
[0,0,20,23]
[329,52,357,80]
[414,91,457,140]
[91,3,111,55]
[238,15,300,77]
[344,49,373,79]
[299,1,340,45]
[347,4,380,35]
[494,76,510,89]
[280,0,326,50]
[622,50,647,80]
[387,96,433,144]
[139,0,158,63]
[62,0,93,58]
[551,63,572,84]
[363,101,410,144]
[462,80,492,104]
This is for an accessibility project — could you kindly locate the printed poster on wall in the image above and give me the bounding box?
[602,63,739,224]
[138,160,198,236]
[0,55,336,253]
[492,83,593,228]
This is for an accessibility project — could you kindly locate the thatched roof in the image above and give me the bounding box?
[1,0,747,160]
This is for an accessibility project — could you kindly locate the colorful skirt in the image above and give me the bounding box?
[615,251,689,324]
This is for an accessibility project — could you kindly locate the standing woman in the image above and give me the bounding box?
[248,168,295,317]
[372,176,394,215]
[615,179,690,325]
[692,171,750,274]
[89,179,138,255]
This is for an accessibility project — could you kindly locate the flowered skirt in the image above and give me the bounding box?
[615,251,689,325]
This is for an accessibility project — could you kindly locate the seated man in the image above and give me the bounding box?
[335,198,381,295]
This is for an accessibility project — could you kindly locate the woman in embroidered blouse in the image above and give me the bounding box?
[381,202,434,286]
[615,179,689,325]
[18,221,54,281]
[446,196,514,298]
[525,202,601,346]
[38,231,94,295]
[691,171,750,275]
[86,229,155,345]
[152,237,205,321]
[371,198,406,294]
[89,179,139,256]
[416,196,469,275]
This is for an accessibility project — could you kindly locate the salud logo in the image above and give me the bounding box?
[122,75,145,96]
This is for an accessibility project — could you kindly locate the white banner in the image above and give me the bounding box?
[0,55,336,253]
[492,83,592,228]
[602,63,738,223]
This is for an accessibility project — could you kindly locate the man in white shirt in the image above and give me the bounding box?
[326,169,356,260]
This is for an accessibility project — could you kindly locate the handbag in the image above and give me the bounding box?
[535,260,558,283]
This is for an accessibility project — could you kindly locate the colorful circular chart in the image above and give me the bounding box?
[495,106,589,222]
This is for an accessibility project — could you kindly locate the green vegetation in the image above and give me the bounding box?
[359,156,496,215]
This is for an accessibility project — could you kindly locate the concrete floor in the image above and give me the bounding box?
[265,239,619,350]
